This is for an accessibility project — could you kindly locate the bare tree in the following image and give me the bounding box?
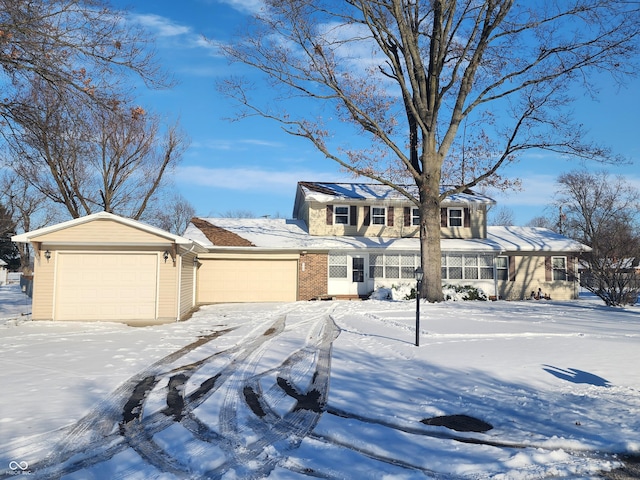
[5,81,189,220]
[219,1,639,301]
[556,170,640,306]
[488,206,515,226]
[150,194,196,236]
[0,171,59,272]
[526,215,556,230]
[0,0,167,130]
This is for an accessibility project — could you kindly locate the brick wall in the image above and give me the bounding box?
[298,252,328,300]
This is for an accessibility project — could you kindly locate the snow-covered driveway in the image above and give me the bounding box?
[1,291,639,478]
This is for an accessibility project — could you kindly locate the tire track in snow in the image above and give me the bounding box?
[2,305,343,480]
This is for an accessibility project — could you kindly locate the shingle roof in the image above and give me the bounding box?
[189,217,255,247]
[297,181,496,204]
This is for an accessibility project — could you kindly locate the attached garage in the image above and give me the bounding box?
[197,253,299,303]
[12,212,203,324]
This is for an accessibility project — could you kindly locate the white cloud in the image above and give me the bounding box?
[131,13,192,37]
[175,166,349,192]
[192,138,285,151]
[217,0,266,15]
[498,173,558,207]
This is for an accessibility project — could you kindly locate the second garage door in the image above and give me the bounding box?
[198,257,298,303]
[55,253,158,321]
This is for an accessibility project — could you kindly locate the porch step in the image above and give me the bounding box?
[312,294,367,301]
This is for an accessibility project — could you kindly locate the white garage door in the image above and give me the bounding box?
[55,253,158,321]
[199,258,297,303]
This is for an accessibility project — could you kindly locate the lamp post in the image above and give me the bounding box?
[414,266,424,346]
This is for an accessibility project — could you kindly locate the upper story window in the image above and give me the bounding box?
[448,208,463,227]
[372,207,386,225]
[412,208,420,226]
[552,256,567,281]
[334,205,350,225]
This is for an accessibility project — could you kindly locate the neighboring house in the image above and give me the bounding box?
[12,182,590,324]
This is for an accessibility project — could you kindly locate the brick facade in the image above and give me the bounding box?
[298,252,328,300]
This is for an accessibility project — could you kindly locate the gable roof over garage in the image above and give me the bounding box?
[12,211,196,247]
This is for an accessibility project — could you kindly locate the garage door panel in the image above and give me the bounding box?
[55,253,158,321]
[199,259,297,303]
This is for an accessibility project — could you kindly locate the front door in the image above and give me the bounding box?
[352,257,364,283]
[350,256,371,295]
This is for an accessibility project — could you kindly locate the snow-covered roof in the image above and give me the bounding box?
[293,181,496,222]
[12,211,200,248]
[487,226,591,253]
[184,218,590,254]
[296,181,496,205]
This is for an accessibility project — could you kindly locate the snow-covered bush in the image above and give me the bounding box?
[443,284,487,301]
[370,283,488,301]
[369,283,415,301]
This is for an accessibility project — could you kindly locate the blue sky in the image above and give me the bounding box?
[114,0,640,225]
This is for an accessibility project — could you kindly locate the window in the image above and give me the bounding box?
[496,256,508,281]
[370,254,383,278]
[372,207,386,225]
[385,254,399,279]
[401,254,416,278]
[334,206,350,225]
[552,256,567,281]
[412,208,420,226]
[368,253,419,279]
[329,254,348,278]
[464,255,478,279]
[480,255,494,279]
[447,254,463,279]
[448,208,463,227]
[441,253,496,280]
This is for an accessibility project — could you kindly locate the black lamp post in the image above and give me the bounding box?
[414,266,424,346]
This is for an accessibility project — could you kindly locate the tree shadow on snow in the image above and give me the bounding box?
[542,365,611,387]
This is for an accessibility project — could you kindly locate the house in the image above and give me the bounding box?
[11,181,590,324]
[187,182,589,303]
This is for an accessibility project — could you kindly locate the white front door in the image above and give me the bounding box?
[350,256,371,295]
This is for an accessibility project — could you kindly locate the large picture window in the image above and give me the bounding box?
[369,253,419,279]
[442,253,495,280]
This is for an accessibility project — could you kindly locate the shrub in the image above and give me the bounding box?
[443,284,487,301]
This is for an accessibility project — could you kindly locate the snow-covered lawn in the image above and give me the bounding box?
[1,284,639,479]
